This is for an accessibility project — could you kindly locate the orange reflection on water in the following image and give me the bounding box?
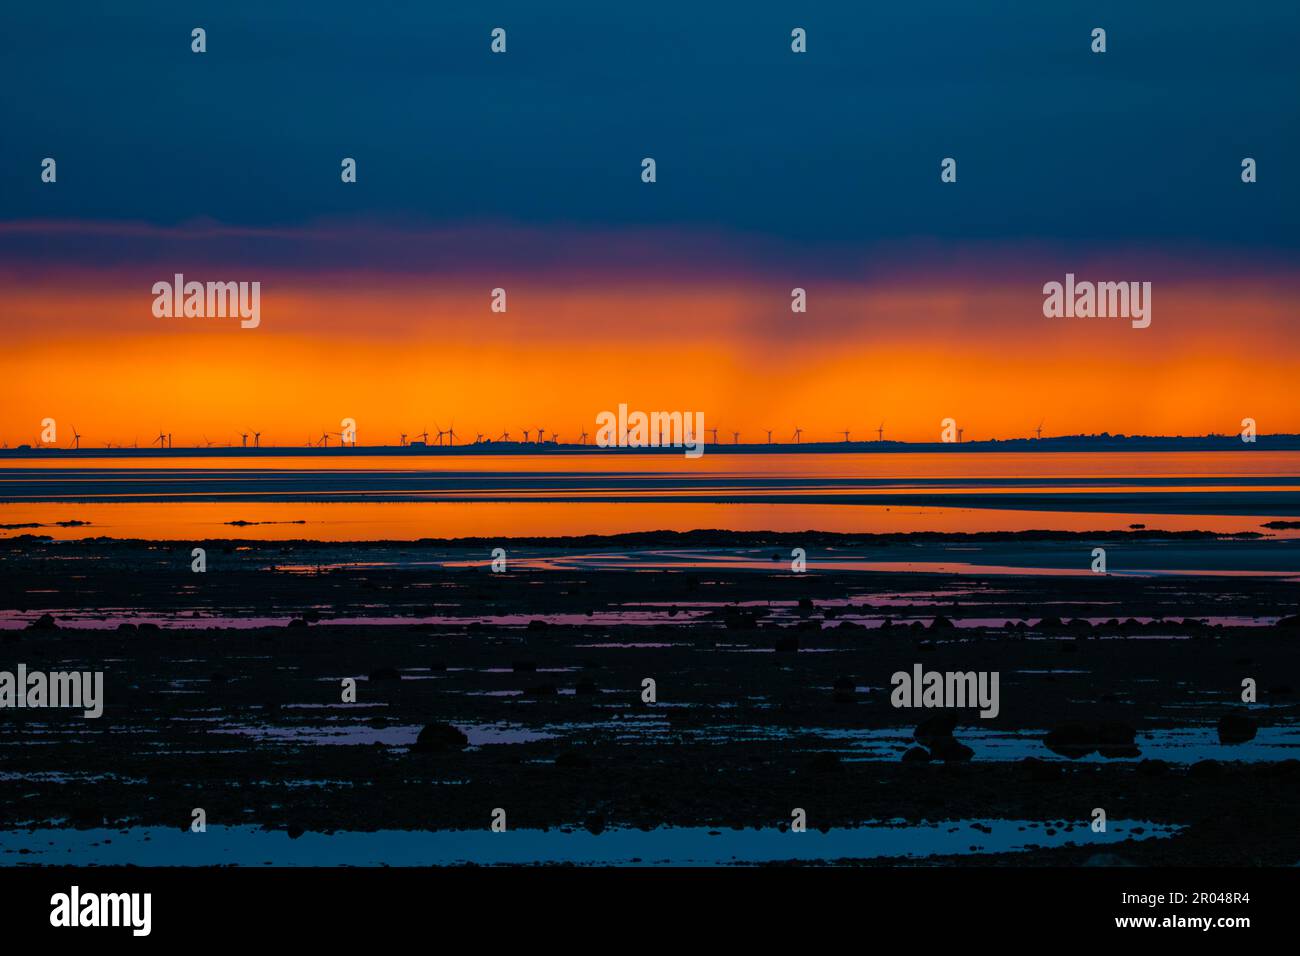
[0,500,1292,542]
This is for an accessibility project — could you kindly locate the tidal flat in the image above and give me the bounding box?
[1,531,1297,866]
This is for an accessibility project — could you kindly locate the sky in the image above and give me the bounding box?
[1,1,1297,446]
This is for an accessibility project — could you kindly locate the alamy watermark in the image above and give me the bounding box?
[1042,273,1151,329]
[890,663,999,719]
[0,664,103,718]
[595,404,705,459]
[152,273,261,329]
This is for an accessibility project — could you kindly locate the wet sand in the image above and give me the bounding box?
[1,531,1298,865]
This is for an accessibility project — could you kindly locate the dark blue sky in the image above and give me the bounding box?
[2,0,1296,253]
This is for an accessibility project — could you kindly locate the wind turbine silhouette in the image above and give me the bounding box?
[733,431,740,444]
[536,428,545,443]
[1035,419,1044,440]
[240,432,249,448]
[765,428,773,444]
[413,428,430,445]
[498,430,511,442]
[475,432,484,444]
[399,433,408,447]
[841,429,850,442]
[69,426,81,450]
[957,427,964,443]
[244,429,261,448]
[522,429,531,442]
[876,421,885,442]
[792,426,802,444]
[579,427,589,445]
[445,424,458,446]
[151,429,167,448]
[551,432,560,444]
[708,427,719,444]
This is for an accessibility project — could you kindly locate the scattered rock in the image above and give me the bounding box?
[411,722,469,753]
[1217,710,1257,744]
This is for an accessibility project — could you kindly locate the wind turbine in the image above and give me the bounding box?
[841,429,850,442]
[151,429,167,448]
[446,424,457,446]
[876,421,885,442]
[1035,419,1044,440]
[551,432,560,444]
[536,428,544,443]
[579,427,589,445]
[522,429,531,442]
[399,432,408,447]
[792,426,802,444]
[240,432,249,448]
[708,427,719,444]
[957,427,964,443]
[498,430,511,442]
[475,432,484,444]
[765,428,773,445]
[733,431,740,444]
[69,426,81,450]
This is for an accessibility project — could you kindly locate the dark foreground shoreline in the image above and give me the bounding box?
[1,533,1298,866]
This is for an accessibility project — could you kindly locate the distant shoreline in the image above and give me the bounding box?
[3,434,1298,458]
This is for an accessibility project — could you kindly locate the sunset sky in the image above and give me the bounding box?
[2,1,1296,447]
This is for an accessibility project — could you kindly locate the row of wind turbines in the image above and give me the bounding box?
[32,420,1049,449]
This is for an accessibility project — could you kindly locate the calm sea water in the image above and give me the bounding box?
[1,451,1297,541]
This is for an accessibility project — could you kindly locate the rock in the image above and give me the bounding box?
[914,714,959,747]
[27,613,58,631]
[1217,710,1257,744]
[138,622,160,634]
[929,736,974,762]
[1043,723,1096,759]
[1097,721,1140,758]
[901,746,931,763]
[526,619,549,632]
[116,622,138,634]
[287,618,308,629]
[412,722,469,752]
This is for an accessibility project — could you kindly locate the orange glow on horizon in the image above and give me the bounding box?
[2,275,1297,447]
